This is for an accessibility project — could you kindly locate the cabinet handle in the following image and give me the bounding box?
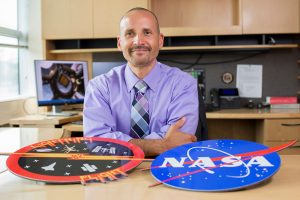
[281,123,300,127]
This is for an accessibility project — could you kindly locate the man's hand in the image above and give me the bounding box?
[129,117,197,156]
[163,117,197,150]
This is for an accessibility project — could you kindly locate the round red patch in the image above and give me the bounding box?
[6,137,144,183]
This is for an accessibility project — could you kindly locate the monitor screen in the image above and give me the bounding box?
[34,60,89,106]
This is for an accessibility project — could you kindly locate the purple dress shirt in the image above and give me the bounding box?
[83,61,199,141]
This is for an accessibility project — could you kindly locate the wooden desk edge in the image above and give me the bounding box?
[206,109,300,119]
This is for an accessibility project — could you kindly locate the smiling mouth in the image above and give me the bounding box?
[131,50,148,57]
[130,46,151,52]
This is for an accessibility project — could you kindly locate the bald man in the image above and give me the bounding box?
[83,7,198,156]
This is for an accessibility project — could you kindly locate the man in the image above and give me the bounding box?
[83,7,198,156]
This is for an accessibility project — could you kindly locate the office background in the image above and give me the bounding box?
[93,48,300,104]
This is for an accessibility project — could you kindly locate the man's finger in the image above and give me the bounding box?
[191,135,197,142]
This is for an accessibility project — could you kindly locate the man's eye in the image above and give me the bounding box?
[125,32,134,36]
[145,31,151,35]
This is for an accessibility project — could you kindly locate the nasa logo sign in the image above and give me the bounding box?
[151,139,282,191]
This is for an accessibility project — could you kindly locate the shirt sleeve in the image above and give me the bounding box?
[145,74,199,139]
[83,78,133,142]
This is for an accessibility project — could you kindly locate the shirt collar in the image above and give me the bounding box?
[125,61,162,93]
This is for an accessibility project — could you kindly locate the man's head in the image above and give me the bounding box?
[117,7,164,69]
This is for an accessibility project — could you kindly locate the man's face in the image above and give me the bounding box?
[117,10,164,68]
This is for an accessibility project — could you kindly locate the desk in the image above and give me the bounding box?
[61,123,84,137]
[206,109,300,154]
[9,114,82,128]
[0,128,300,200]
[0,127,299,200]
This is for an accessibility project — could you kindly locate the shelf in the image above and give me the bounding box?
[48,44,298,54]
[49,48,119,54]
[161,44,298,51]
[47,34,300,54]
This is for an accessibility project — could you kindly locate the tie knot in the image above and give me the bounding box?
[134,80,147,94]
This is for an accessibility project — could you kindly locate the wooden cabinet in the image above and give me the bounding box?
[41,0,300,57]
[93,0,148,38]
[42,0,300,39]
[151,0,300,36]
[257,119,300,146]
[207,109,300,154]
[42,0,93,39]
[256,119,300,154]
[242,0,300,34]
[150,0,242,36]
[41,0,300,39]
[42,0,148,39]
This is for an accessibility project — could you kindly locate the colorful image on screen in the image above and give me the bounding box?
[35,60,89,106]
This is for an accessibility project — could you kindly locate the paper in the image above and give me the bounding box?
[236,64,263,98]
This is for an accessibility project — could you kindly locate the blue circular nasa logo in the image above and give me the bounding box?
[151,140,281,191]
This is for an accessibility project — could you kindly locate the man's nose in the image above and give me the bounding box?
[133,34,145,45]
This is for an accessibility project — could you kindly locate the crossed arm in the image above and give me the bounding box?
[129,117,197,156]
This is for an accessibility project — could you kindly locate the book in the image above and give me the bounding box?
[270,104,300,109]
[266,96,298,104]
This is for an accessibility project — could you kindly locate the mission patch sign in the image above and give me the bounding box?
[151,139,287,191]
[6,137,144,184]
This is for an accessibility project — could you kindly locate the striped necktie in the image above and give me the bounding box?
[130,80,150,139]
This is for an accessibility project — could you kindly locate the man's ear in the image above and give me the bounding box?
[117,36,122,51]
[159,33,164,49]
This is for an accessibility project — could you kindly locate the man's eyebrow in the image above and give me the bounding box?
[124,28,134,33]
[143,28,152,32]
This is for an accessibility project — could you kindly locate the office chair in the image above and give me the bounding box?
[195,87,208,141]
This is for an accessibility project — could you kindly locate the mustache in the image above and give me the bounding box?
[130,45,151,52]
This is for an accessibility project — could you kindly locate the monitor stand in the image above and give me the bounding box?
[46,105,78,117]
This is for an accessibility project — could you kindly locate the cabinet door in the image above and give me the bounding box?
[42,0,93,39]
[150,0,242,36]
[242,0,300,34]
[261,119,300,145]
[93,0,149,38]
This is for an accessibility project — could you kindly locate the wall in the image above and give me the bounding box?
[93,48,300,105]
[159,48,300,102]
[19,0,43,96]
[0,98,38,125]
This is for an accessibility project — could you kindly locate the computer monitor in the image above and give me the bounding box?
[34,60,89,116]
